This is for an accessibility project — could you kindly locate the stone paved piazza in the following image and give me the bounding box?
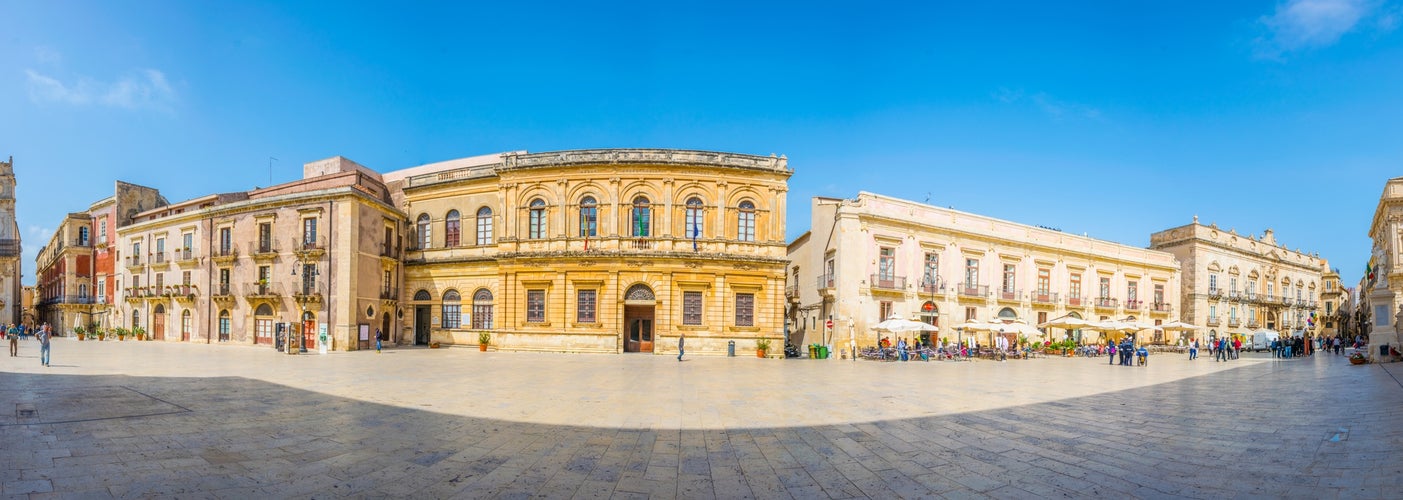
[2,340,1401,499]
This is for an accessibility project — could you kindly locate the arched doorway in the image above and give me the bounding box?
[302,311,316,350]
[1267,312,1276,330]
[623,284,655,353]
[919,302,938,346]
[413,290,432,346]
[995,307,1018,346]
[1068,311,1084,343]
[254,304,274,345]
[152,304,166,341]
[381,312,391,345]
[180,310,191,342]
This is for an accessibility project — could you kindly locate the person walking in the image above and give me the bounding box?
[38,323,51,367]
[1189,338,1198,360]
[1216,338,1227,362]
[676,332,685,362]
[1108,341,1117,365]
[375,328,383,353]
[7,323,17,357]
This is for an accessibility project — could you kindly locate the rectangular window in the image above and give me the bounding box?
[1209,305,1216,320]
[577,290,596,323]
[258,223,272,252]
[1099,277,1110,298]
[1036,268,1050,296]
[1127,282,1138,302]
[923,253,939,284]
[97,278,106,302]
[1002,264,1016,293]
[1230,277,1238,294]
[219,268,231,295]
[964,258,979,286]
[302,264,316,294]
[303,218,318,247]
[683,291,703,325]
[964,307,976,322]
[155,237,165,262]
[878,247,895,280]
[1267,283,1274,297]
[383,270,393,296]
[1210,275,1218,293]
[477,210,493,245]
[1069,273,1081,299]
[472,301,493,329]
[1326,302,1333,314]
[219,227,232,254]
[736,293,755,326]
[155,273,164,289]
[218,316,230,338]
[182,271,191,286]
[131,275,139,289]
[527,290,546,323]
[1037,311,1047,327]
[99,220,107,244]
[879,300,893,322]
[1154,284,1164,304]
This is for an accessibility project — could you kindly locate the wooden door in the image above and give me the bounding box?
[415,306,431,345]
[303,320,316,349]
[153,309,166,341]
[624,306,654,353]
[255,318,272,344]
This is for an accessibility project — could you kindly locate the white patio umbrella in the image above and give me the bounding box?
[872,315,938,346]
[1038,316,1090,343]
[1157,320,1202,344]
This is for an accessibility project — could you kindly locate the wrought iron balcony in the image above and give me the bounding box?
[125,255,143,268]
[785,284,799,300]
[998,288,1021,302]
[1228,290,1240,301]
[212,283,235,301]
[817,274,835,290]
[1095,297,1118,309]
[1032,291,1058,305]
[1208,288,1222,299]
[869,274,905,291]
[919,277,946,294]
[244,282,283,298]
[381,244,402,259]
[1066,296,1083,307]
[212,246,239,263]
[1151,302,1172,312]
[958,283,989,298]
[1227,318,1241,327]
[293,283,322,304]
[249,241,278,259]
[1125,299,1143,310]
[380,288,399,300]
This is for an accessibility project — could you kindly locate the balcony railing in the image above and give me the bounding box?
[1208,288,1221,298]
[249,241,278,257]
[1151,302,1172,312]
[244,282,283,297]
[919,277,946,294]
[151,252,167,264]
[1308,301,1318,308]
[785,284,798,299]
[958,283,989,298]
[1032,291,1058,304]
[1263,294,1276,304]
[1247,320,1261,329]
[125,255,143,267]
[40,295,96,306]
[629,239,652,250]
[380,288,399,300]
[1228,290,1240,301]
[1067,296,1082,307]
[176,248,195,262]
[1296,299,1307,307]
[295,236,325,252]
[1206,317,1220,327]
[1245,292,1257,301]
[381,244,402,259]
[1095,297,1118,309]
[998,288,1021,301]
[1280,296,1292,305]
[1227,318,1241,327]
[1125,299,1143,310]
[294,284,322,302]
[212,283,234,296]
[869,274,905,291]
[212,246,238,261]
[817,274,835,290]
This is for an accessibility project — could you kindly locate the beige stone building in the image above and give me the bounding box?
[34,182,166,334]
[396,149,791,355]
[787,192,1181,351]
[1319,270,1345,338]
[0,156,20,325]
[1365,176,1403,362]
[1150,219,1328,343]
[114,157,405,350]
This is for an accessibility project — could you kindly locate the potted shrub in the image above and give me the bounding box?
[756,337,771,358]
[1350,352,1368,365]
[133,326,147,341]
[75,326,86,341]
[115,327,128,341]
[478,332,490,352]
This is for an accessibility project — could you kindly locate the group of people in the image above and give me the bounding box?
[1107,338,1148,366]
[6,322,51,366]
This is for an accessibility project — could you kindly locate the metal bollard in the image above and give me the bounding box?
[727,340,735,357]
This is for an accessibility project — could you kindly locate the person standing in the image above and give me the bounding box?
[1108,341,1117,365]
[1189,338,1198,360]
[676,332,685,362]
[38,323,51,367]
[7,323,17,357]
[375,328,383,353]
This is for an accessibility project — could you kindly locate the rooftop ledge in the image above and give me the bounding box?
[406,148,790,189]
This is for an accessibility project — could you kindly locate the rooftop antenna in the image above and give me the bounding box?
[923,192,931,204]
[268,157,280,186]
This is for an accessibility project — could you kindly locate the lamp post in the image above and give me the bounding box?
[292,259,320,353]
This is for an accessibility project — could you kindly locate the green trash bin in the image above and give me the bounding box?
[818,345,829,359]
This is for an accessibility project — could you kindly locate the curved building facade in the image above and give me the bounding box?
[398,149,791,355]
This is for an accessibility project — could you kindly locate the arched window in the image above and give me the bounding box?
[737,200,756,242]
[181,310,192,340]
[685,197,704,239]
[472,289,494,329]
[416,214,431,249]
[442,290,461,328]
[444,210,461,247]
[997,307,1017,320]
[218,310,231,341]
[579,196,597,237]
[631,196,650,237]
[476,207,493,245]
[413,289,432,301]
[528,199,547,239]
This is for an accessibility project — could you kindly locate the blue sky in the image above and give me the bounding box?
[2,0,1401,287]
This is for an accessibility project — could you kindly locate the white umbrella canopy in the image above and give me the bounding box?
[951,321,994,332]
[1038,316,1092,329]
[1157,320,1202,331]
[872,316,939,333]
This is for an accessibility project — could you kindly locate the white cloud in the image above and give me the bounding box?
[994,88,1103,121]
[25,68,178,112]
[1256,0,1379,57]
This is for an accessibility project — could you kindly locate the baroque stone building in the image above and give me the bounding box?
[0,156,21,325]
[1319,270,1345,338]
[34,182,166,333]
[112,157,405,350]
[1364,176,1403,362]
[1150,218,1328,343]
[787,192,1181,350]
[396,149,790,355]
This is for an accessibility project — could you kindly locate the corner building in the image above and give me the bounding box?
[787,192,1181,349]
[398,149,791,355]
[1150,219,1327,343]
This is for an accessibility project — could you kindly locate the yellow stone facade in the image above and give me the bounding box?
[398,149,791,355]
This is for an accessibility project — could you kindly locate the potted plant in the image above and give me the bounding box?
[478,332,490,352]
[133,326,147,341]
[756,337,771,358]
[115,327,128,341]
[75,326,86,341]
[1350,352,1368,365]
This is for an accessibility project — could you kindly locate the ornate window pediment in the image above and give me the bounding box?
[625,284,655,301]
